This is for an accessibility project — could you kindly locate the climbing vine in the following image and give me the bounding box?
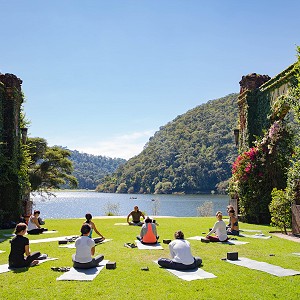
[231,47,300,225]
[230,117,293,224]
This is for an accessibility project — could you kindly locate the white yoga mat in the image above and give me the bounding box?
[187,236,248,245]
[0,250,5,254]
[0,257,58,274]
[135,240,164,250]
[226,257,300,277]
[114,223,129,226]
[219,240,249,245]
[153,261,216,281]
[56,259,109,281]
[2,234,15,237]
[30,236,77,244]
[59,239,112,248]
[239,234,272,239]
[292,253,300,256]
[42,230,58,234]
[240,229,262,233]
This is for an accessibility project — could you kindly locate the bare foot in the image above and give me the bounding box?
[30,260,39,267]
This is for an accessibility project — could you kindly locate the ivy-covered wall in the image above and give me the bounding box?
[238,64,296,151]
[0,74,25,226]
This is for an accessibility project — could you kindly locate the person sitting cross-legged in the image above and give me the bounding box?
[27,210,48,234]
[227,209,239,236]
[72,224,104,269]
[158,230,202,270]
[83,213,105,240]
[127,205,145,226]
[206,211,228,242]
[8,223,41,268]
[137,217,158,245]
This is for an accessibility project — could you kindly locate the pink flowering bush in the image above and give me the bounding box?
[230,120,293,224]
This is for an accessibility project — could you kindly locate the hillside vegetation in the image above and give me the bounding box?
[96,94,239,194]
[69,150,126,189]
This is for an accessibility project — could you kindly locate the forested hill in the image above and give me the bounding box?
[96,93,239,194]
[69,150,126,189]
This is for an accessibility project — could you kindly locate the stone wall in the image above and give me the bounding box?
[237,64,295,151]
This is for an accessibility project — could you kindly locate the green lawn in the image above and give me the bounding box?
[0,217,299,300]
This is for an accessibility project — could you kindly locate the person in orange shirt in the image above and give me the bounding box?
[137,217,158,244]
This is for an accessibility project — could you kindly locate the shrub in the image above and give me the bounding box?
[197,201,213,217]
[269,188,291,234]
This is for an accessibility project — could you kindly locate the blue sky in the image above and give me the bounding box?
[1,1,300,159]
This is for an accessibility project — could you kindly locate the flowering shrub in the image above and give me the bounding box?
[230,120,293,224]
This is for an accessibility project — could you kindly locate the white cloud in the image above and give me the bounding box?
[75,130,155,160]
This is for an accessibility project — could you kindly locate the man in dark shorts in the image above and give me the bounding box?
[127,206,145,226]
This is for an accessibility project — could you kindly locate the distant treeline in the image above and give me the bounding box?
[69,150,126,189]
[96,94,239,194]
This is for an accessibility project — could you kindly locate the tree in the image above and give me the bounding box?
[28,138,78,193]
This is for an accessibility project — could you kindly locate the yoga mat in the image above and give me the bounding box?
[0,257,58,274]
[226,257,300,277]
[114,223,129,226]
[0,250,5,254]
[240,229,262,233]
[56,259,109,281]
[42,230,58,234]
[59,239,112,248]
[0,264,10,274]
[135,240,164,250]
[292,253,300,256]
[30,236,77,244]
[239,234,272,239]
[187,236,248,245]
[2,234,15,237]
[153,261,216,281]
[219,240,249,245]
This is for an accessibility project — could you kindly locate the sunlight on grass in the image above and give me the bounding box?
[0,217,299,300]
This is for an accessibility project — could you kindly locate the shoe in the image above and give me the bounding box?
[124,243,137,248]
[201,238,210,243]
[51,267,70,272]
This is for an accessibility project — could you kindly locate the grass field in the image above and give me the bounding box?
[0,217,299,300]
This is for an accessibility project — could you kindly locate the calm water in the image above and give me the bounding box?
[31,191,230,219]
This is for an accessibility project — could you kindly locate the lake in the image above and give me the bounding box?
[31,191,230,219]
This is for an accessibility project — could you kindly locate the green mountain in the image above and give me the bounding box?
[69,150,126,189]
[96,93,239,194]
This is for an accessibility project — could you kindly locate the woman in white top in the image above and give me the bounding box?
[27,210,47,234]
[206,211,228,242]
[158,230,202,270]
[72,224,104,269]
